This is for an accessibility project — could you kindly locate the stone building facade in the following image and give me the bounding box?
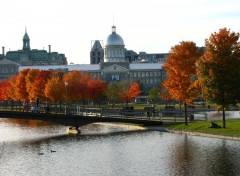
[1,29,67,66]
[90,40,104,64]
[0,59,19,80]
[19,26,166,96]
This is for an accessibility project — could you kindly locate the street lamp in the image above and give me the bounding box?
[64,82,68,115]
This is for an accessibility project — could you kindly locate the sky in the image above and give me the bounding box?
[0,0,240,64]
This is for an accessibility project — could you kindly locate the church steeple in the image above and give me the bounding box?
[22,27,30,52]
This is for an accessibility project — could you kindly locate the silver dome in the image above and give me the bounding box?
[105,26,124,46]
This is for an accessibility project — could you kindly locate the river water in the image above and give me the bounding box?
[1,118,240,176]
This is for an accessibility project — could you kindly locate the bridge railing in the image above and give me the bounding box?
[0,100,208,123]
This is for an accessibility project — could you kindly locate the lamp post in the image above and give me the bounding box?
[64,82,68,115]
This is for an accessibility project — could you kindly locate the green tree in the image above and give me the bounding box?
[197,28,240,128]
[105,82,121,108]
[148,87,160,104]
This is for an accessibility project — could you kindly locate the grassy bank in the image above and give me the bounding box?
[166,119,240,137]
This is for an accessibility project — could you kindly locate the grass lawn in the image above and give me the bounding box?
[166,119,240,137]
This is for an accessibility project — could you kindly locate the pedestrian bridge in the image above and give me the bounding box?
[0,111,163,128]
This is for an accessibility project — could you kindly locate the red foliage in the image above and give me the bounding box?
[0,80,10,100]
[87,78,106,100]
[63,71,87,103]
[118,82,141,105]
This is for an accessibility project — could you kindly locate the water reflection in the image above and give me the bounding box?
[207,140,239,176]
[1,119,240,176]
[169,135,240,176]
[171,135,195,175]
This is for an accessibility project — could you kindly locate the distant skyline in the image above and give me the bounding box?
[0,0,239,64]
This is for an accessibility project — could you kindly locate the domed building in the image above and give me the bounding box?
[19,26,166,101]
[91,26,169,64]
[90,26,166,96]
[104,26,126,62]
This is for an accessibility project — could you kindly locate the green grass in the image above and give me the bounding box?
[166,119,240,137]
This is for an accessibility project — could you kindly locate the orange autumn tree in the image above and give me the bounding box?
[163,41,203,125]
[15,69,30,101]
[25,69,39,101]
[44,76,65,103]
[63,71,86,103]
[118,81,141,107]
[86,78,106,106]
[6,76,17,100]
[31,70,53,101]
[78,73,92,103]
[0,80,10,100]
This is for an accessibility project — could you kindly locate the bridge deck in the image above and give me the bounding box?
[0,111,163,127]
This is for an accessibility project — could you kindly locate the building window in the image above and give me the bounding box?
[142,72,145,77]
[138,72,141,77]
[130,72,133,78]
[112,75,119,81]
[150,72,153,77]
[134,72,137,77]
[146,72,149,77]
[154,72,157,77]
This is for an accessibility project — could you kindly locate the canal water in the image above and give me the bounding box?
[1,118,240,176]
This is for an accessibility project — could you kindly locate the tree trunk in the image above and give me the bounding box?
[223,107,226,128]
[184,102,188,125]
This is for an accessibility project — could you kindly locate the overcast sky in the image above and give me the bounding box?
[0,0,239,64]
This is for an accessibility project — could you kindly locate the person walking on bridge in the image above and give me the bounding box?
[22,100,28,112]
[30,99,35,113]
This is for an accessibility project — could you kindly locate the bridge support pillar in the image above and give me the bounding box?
[76,126,81,134]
